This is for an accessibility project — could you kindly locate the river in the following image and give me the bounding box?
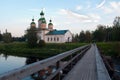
[0,54,40,80]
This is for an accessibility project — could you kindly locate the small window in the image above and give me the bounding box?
[48,37,49,41]
[57,37,59,41]
[51,38,52,41]
[54,37,56,41]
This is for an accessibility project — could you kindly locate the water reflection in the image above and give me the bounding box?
[0,54,26,75]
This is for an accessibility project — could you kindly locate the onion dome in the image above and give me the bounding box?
[48,19,53,25]
[31,18,35,25]
[38,17,46,23]
[40,10,44,16]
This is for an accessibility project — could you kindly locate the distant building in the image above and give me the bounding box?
[30,10,72,43]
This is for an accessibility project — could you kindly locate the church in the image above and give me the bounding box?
[30,10,72,43]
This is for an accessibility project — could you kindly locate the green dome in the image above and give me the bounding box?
[48,19,53,25]
[38,17,46,23]
[31,18,36,24]
[31,22,35,24]
[48,23,53,25]
[40,10,44,16]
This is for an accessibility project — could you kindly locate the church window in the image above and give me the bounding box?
[54,37,56,41]
[51,37,52,41]
[48,37,49,41]
[57,37,59,41]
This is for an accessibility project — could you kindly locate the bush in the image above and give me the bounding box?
[37,40,46,47]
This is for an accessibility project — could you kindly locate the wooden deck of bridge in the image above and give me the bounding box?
[63,44,111,80]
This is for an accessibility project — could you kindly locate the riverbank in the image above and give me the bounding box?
[0,42,87,58]
[97,42,120,80]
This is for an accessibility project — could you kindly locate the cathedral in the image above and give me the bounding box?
[30,10,72,43]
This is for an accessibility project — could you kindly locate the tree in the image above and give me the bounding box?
[92,25,106,42]
[26,27,37,48]
[85,31,92,42]
[0,32,2,41]
[2,31,12,43]
[79,31,86,42]
[113,16,120,27]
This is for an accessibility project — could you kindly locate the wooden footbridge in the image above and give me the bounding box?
[0,44,111,80]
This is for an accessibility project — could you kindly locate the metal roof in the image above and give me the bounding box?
[46,30,68,35]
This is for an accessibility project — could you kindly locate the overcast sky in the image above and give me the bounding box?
[0,0,120,37]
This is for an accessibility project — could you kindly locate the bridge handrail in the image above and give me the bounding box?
[0,44,89,80]
[95,44,111,80]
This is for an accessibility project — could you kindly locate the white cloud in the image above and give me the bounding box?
[110,1,120,12]
[96,0,106,8]
[101,6,113,14]
[100,1,120,14]
[76,5,82,10]
[58,9,101,23]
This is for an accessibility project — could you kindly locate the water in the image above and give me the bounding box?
[0,54,26,75]
[0,53,51,80]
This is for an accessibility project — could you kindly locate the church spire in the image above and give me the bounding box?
[30,17,36,28]
[48,19,53,30]
[40,10,44,17]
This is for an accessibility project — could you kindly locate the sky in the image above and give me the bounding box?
[0,0,120,37]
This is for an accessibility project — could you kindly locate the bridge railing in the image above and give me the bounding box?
[0,44,90,80]
[95,44,111,80]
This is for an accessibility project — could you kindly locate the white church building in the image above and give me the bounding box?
[30,10,72,43]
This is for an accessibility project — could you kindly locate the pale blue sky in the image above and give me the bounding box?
[0,0,120,37]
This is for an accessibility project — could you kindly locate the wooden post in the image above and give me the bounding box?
[55,61,60,80]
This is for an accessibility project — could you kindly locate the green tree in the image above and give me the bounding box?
[79,31,86,42]
[85,30,92,42]
[93,25,106,42]
[3,32,12,43]
[26,27,37,48]
[0,32,2,41]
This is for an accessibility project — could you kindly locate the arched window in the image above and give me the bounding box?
[57,37,59,41]
[51,37,52,41]
[54,37,56,41]
[48,37,49,41]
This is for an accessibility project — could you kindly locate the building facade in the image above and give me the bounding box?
[30,10,72,43]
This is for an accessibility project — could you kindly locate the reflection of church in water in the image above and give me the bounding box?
[30,10,72,43]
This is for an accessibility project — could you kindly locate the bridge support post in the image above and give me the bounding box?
[55,61,60,80]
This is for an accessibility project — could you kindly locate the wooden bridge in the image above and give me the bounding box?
[0,44,111,80]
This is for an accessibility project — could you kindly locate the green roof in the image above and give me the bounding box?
[31,22,35,24]
[48,23,53,25]
[46,30,68,35]
[38,18,46,23]
[40,10,44,16]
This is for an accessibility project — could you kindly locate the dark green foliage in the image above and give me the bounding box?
[79,31,86,42]
[0,42,87,58]
[37,40,46,47]
[97,42,120,57]
[2,32,12,43]
[0,33,2,41]
[26,27,37,48]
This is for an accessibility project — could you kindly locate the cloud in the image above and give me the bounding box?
[100,1,120,14]
[96,0,106,8]
[58,9,101,23]
[76,5,82,10]
[110,1,120,12]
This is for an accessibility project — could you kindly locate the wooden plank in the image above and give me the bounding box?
[63,44,97,80]
[95,44,111,80]
[0,45,89,80]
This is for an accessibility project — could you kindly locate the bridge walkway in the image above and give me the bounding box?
[63,44,111,80]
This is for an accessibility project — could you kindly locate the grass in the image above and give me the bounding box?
[0,42,87,58]
[97,42,120,57]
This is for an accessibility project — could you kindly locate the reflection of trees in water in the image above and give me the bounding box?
[3,53,8,60]
[26,57,38,65]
